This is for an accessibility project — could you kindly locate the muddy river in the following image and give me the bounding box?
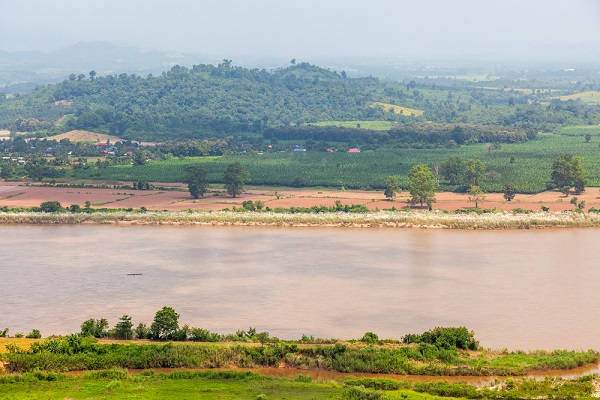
[1,225,598,350]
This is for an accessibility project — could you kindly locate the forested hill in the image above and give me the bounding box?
[0,62,422,141]
[2,60,599,142]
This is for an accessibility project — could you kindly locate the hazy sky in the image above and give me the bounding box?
[2,0,599,58]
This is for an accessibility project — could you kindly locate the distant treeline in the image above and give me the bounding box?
[265,123,537,147]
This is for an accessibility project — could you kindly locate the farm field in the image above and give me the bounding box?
[0,182,597,212]
[46,129,125,143]
[71,134,600,193]
[556,91,600,103]
[559,125,600,135]
[371,101,425,116]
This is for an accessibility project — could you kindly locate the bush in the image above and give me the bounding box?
[402,327,479,350]
[360,332,379,344]
[25,329,41,339]
[341,385,383,400]
[39,201,62,212]
[345,378,408,391]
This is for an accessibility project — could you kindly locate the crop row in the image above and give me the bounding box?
[71,134,600,193]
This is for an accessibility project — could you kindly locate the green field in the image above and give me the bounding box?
[559,125,600,135]
[72,133,600,193]
[0,369,597,400]
[0,371,344,400]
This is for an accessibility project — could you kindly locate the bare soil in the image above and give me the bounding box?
[0,182,598,213]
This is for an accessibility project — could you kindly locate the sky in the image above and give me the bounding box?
[1,0,599,59]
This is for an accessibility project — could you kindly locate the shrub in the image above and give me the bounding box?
[360,332,379,344]
[39,201,62,212]
[402,327,479,350]
[341,385,383,400]
[26,329,42,339]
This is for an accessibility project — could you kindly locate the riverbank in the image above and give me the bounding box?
[1,209,600,229]
[1,369,599,400]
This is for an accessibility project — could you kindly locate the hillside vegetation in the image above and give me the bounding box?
[1,61,599,144]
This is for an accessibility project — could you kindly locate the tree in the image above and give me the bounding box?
[440,156,464,186]
[223,162,250,198]
[89,70,96,80]
[384,176,400,201]
[585,134,592,143]
[468,186,486,209]
[486,142,501,154]
[502,183,516,202]
[39,201,62,212]
[408,164,436,208]
[551,154,587,194]
[26,329,41,339]
[570,196,586,210]
[464,159,485,187]
[150,306,180,340]
[114,315,133,340]
[1,163,14,180]
[135,323,151,340]
[133,151,146,165]
[184,164,208,199]
[81,318,108,338]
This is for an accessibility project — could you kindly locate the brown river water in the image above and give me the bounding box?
[1,225,599,351]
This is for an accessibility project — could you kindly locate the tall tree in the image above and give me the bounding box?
[384,175,400,201]
[502,183,516,202]
[114,315,133,340]
[440,155,464,186]
[223,162,250,198]
[464,159,485,187]
[408,164,436,208]
[551,154,587,194]
[150,306,180,340]
[184,164,208,199]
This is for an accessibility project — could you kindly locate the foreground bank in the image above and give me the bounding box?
[1,209,600,229]
[1,369,599,400]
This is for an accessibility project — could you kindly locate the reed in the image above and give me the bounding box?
[0,210,600,229]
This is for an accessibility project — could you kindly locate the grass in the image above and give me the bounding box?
[371,102,425,116]
[556,91,600,103]
[0,370,344,400]
[0,338,43,351]
[2,335,598,375]
[0,369,597,400]
[1,209,600,229]
[45,129,125,143]
[312,120,399,130]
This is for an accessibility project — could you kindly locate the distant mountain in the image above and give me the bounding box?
[0,41,217,94]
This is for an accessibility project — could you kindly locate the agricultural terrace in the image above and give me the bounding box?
[70,134,600,193]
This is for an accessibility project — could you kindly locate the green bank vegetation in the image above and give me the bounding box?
[2,312,599,398]
[0,370,597,400]
[2,312,598,376]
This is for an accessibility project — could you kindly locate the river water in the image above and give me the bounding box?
[1,225,598,350]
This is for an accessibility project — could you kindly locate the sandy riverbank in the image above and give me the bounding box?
[0,209,599,229]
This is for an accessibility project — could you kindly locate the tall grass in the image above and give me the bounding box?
[1,209,600,229]
[5,339,598,375]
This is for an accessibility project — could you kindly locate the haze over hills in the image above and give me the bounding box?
[2,39,600,95]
